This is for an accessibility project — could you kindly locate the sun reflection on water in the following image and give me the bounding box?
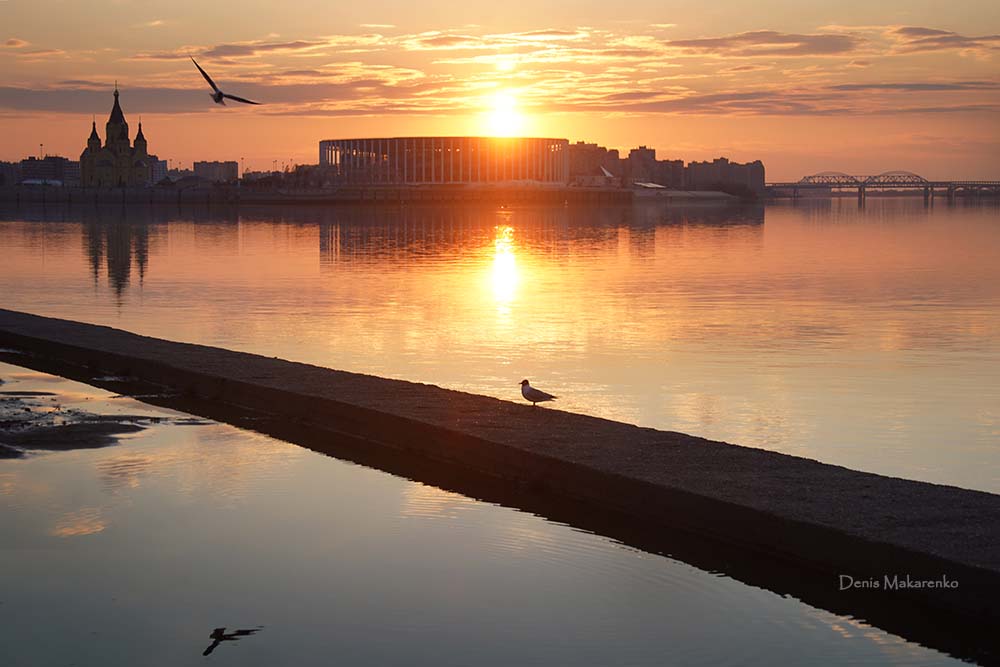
[490,224,519,309]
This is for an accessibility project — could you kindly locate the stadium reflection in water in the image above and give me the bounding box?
[1,199,998,494]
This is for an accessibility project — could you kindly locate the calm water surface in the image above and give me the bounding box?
[0,363,966,666]
[1,199,998,491]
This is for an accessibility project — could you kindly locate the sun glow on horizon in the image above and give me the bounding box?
[484,92,525,137]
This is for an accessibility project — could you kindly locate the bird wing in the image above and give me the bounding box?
[526,387,556,401]
[191,57,220,93]
[232,629,260,637]
[222,93,262,105]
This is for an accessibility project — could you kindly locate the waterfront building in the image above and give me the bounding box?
[318,137,570,185]
[0,161,20,186]
[568,141,620,186]
[193,161,239,183]
[241,170,280,182]
[19,156,79,185]
[166,168,194,181]
[150,159,168,185]
[80,86,159,187]
[686,157,765,195]
[658,159,685,189]
[626,146,659,184]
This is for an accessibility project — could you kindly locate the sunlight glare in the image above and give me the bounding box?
[490,224,519,305]
[486,92,524,137]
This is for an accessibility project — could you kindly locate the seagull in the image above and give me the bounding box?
[190,57,261,105]
[520,379,556,407]
[202,627,262,656]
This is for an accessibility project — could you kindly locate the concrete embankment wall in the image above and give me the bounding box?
[0,309,998,659]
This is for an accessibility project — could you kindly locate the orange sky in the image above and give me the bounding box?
[1,0,998,179]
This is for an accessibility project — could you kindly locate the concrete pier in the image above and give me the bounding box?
[0,308,997,662]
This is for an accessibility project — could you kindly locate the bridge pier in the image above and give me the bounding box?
[857,185,866,206]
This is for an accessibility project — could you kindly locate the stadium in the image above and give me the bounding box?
[318,137,569,185]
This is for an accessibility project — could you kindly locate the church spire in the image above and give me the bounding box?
[105,83,129,147]
[108,84,126,125]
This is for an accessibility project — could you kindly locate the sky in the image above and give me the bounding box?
[1,0,998,179]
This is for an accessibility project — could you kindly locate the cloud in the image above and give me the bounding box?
[16,48,67,60]
[829,81,1000,92]
[205,40,329,58]
[3,24,998,121]
[890,26,1000,54]
[406,33,484,50]
[135,37,383,61]
[403,29,589,52]
[4,38,29,48]
[665,30,863,57]
[720,64,773,73]
[506,29,589,41]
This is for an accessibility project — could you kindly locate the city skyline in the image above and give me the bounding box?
[1,1,999,179]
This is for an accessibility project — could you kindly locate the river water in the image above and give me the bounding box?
[0,198,997,665]
[1,198,998,491]
[0,362,968,666]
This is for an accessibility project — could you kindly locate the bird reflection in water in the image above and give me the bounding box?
[202,626,263,656]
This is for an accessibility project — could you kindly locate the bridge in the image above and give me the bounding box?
[767,171,1000,202]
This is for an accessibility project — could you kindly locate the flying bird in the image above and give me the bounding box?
[190,57,261,105]
[202,627,262,656]
[520,379,556,407]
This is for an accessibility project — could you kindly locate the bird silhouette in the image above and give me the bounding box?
[191,57,262,106]
[520,379,556,407]
[202,626,262,656]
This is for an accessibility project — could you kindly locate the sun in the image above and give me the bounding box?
[485,92,524,137]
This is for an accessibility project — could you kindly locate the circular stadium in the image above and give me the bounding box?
[318,137,569,185]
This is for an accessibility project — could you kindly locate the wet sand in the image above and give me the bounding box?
[0,366,207,457]
[0,387,147,456]
[0,307,998,661]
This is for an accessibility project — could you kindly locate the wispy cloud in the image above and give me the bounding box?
[134,36,384,61]
[15,48,67,60]
[2,23,997,120]
[890,26,1000,54]
[829,81,1000,91]
[665,30,863,57]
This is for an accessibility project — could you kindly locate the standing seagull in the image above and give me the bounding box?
[520,379,556,407]
[190,57,261,105]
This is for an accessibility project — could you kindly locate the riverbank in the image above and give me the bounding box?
[0,184,633,206]
[0,308,997,663]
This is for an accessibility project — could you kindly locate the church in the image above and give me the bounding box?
[80,86,158,187]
